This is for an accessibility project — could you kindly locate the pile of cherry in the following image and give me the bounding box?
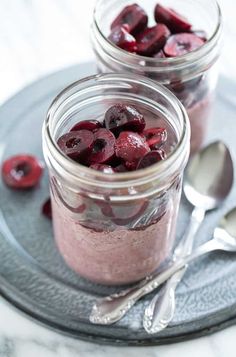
[0,104,167,221]
[108,3,206,57]
[57,104,167,173]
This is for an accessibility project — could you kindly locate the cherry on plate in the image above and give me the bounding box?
[136,150,165,170]
[1,154,44,189]
[108,25,137,53]
[111,4,148,36]
[57,130,94,161]
[90,163,116,174]
[104,104,145,134]
[115,131,150,164]
[154,4,192,33]
[164,33,204,57]
[143,127,167,149]
[89,128,116,164]
[42,198,52,220]
[70,120,102,132]
[136,24,170,56]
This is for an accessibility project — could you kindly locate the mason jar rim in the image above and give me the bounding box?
[93,0,222,73]
[43,73,190,190]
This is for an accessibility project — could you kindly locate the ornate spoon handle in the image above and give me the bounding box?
[90,238,218,325]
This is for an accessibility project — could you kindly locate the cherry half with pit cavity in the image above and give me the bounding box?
[57,130,94,161]
[105,104,145,134]
[111,4,148,36]
[164,33,204,57]
[136,24,170,56]
[89,128,116,164]
[70,120,102,132]
[108,25,137,53]
[154,4,192,33]
[1,154,44,189]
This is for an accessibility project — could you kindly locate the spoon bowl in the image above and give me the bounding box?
[184,141,234,210]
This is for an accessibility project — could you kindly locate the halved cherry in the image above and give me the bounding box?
[57,130,94,161]
[136,24,170,56]
[89,128,116,164]
[104,104,145,134]
[164,33,204,57]
[1,154,44,189]
[90,163,116,174]
[143,127,167,149]
[111,4,148,36]
[70,120,102,132]
[108,25,137,53]
[115,131,150,164]
[154,4,192,33]
[136,150,165,170]
[42,198,52,219]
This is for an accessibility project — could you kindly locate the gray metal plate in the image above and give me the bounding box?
[0,62,235,345]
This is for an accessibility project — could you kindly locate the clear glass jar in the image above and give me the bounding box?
[91,0,222,154]
[43,73,190,285]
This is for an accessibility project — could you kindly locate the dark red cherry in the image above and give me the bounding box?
[136,24,170,56]
[136,150,165,169]
[164,33,204,57]
[111,4,148,36]
[108,25,137,52]
[104,104,145,134]
[90,163,116,174]
[1,154,44,189]
[70,120,102,132]
[153,50,166,58]
[154,4,192,33]
[42,198,52,219]
[89,128,116,164]
[57,130,94,161]
[143,127,167,149]
[115,131,150,164]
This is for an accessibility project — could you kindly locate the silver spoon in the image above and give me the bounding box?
[143,141,234,334]
[90,207,236,325]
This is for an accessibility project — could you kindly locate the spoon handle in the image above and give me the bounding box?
[143,206,205,334]
[90,239,220,325]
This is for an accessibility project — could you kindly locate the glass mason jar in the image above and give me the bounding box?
[91,0,222,155]
[43,73,190,285]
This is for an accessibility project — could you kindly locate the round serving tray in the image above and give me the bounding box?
[0,62,236,345]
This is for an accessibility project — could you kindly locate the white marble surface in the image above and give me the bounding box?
[0,1,236,356]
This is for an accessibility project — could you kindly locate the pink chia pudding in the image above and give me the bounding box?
[52,186,181,285]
